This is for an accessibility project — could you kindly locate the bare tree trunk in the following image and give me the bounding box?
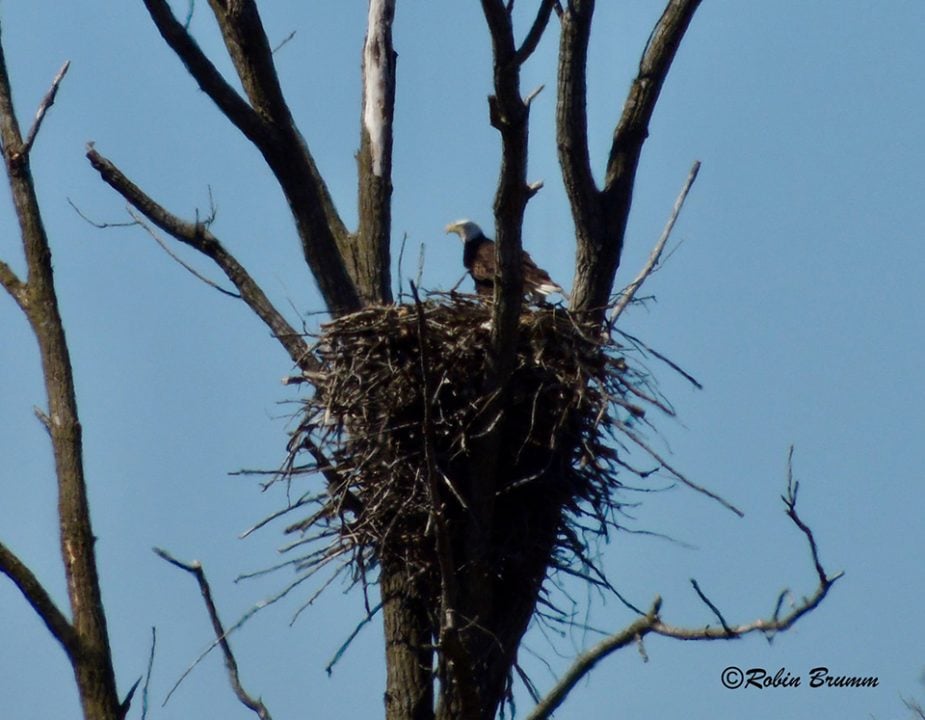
[380,558,435,720]
[357,0,397,305]
[0,40,121,720]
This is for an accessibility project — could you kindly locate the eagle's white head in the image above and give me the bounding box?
[445,219,484,243]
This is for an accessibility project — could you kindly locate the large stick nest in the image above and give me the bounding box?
[275,293,671,610]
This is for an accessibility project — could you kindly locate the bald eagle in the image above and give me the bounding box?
[445,220,567,301]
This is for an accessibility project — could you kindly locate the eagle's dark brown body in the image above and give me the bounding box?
[446,220,566,300]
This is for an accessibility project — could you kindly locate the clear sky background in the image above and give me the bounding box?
[1,2,923,719]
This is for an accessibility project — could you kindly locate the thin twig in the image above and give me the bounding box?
[118,677,142,720]
[127,208,240,298]
[67,197,138,229]
[86,145,313,370]
[396,231,408,300]
[324,601,383,675]
[271,30,297,54]
[689,578,732,634]
[525,599,663,720]
[141,627,156,720]
[615,420,743,516]
[782,446,830,586]
[609,160,700,325]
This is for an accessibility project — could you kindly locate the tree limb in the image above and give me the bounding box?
[513,0,557,65]
[0,541,79,656]
[525,599,662,720]
[0,32,122,720]
[527,465,841,720]
[604,0,701,194]
[481,0,530,378]
[140,0,268,145]
[0,257,27,308]
[140,0,362,315]
[21,60,70,157]
[556,0,598,276]
[154,549,273,720]
[85,145,315,371]
[560,0,702,318]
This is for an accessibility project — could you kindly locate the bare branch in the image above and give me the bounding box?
[271,30,297,55]
[0,29,121,720]
[528,467,841,720]
[140,0,362,315]
[118,677,142,720]
[556,0,598,260]
[561,0,702,318]
[140,0,267,144]
[481,0,531,378]
[523,83,545,106]
[154,548,273,720]
[67,197,138,229]
[324,602,383,675]
[33,405,52,434]
[782,446,831,589]
[689,578,732,635]
[513,0,557,65]
[21,60,70,156]
[141,627,156,720]
[0,541,79,656]
[0,257,26,307]
[85,145,314,371]
[616,420,744,516]
[203,0,292,129]
[604,0,701,194]
[525,599,663,720]
[609,160,700,325]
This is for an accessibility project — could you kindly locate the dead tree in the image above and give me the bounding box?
[0,41,125,720]
[0,2,840,720]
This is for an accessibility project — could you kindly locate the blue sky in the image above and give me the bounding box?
[1,2,923,719]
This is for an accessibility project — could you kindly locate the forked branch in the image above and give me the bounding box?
[560,0,702,317]
[526,458,841,720]
[140,0,363,315]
